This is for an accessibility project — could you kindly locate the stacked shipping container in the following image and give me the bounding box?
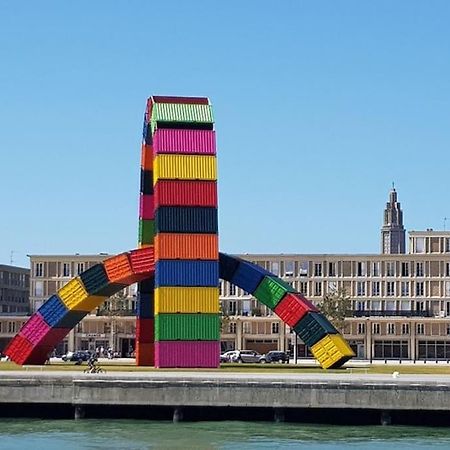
[151,96,220,368]
[4,249,155,365]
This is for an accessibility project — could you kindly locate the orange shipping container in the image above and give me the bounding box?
[103,253,136,285]
[141,143,153,170]
[155,233,218,260]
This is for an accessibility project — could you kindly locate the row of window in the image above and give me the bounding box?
[226,322,280,334]
[357,322,435,335]
[34,262,86,278]
[0,272,28,287]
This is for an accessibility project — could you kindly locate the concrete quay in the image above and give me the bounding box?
[1,371,450,424]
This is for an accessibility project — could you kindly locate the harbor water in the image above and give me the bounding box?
[0,419,450,449]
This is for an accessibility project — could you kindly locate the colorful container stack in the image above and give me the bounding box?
[135,100,157,366]
[150,96,220,368]
[218,253,355,369]
[4,248,155,365]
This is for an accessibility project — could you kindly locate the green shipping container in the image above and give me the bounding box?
[155,313,219,341]
[151,103,214,126]
[253,276,296,310]
[139,219,155,244]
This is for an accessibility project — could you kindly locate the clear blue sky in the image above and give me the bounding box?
[1,1,450,268]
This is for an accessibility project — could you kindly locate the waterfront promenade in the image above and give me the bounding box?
[1,368,450,424]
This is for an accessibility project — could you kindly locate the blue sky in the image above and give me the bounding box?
[1,1,450,268]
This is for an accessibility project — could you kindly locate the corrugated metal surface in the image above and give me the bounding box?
[80,263,128,298]
[273,293,317,328]
[104,253,135,285]
[153,154,217,184]
[155,233,218,260]
[155,341,220,368]
[19,313,50,346]
[54,309,87,329]
[155,260,219,287]
[139,194,155,220]
[151,102,213,124]
[136,317,154,343]
[253,276,297,310]
[135,342,154,366]
[4,334,34,365]
[156,207,218,234]
[139,278,155,294]
[152,96,209,105]
[311,334,355,369]
[154,180,218,207]
[140,169,153,195]
[136,292,154,318]
[59,278,107,312]
[218,252,240,281]
[155,287,219,313]
[231,260,271,295]
[141,143,153,170]
[130,247,155,279]
[138,219,156,244]
[37,294,67,327]
[153,129,216,155]
[155,313,220,341]
[293,312,338,348]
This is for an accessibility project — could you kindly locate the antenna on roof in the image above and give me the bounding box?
[10,250,16,265]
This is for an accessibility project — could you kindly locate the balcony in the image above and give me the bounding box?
[352,310,433,318]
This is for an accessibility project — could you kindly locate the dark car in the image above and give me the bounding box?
[259,351,289,364]
[61,350,92,363]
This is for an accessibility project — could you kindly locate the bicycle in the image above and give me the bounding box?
[83,365,106,374]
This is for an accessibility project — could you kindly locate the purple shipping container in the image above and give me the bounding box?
[153,129,216,155]
[19,313,51,346]
[155,341,220,368]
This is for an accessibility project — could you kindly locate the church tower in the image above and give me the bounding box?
[381,185,406,254]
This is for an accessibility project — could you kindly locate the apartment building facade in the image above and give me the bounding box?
[0,265,29,316]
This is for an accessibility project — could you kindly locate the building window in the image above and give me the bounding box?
[357,282,365,296]
[299,261,308,277]
[35,263,43,277]
[415,237,425,253]
[416,301,425,312]
[372,262,380,277]
[314,263,322,277]
[417,323,425,335]
[387,323,396,335]
[401,262,409,277]
[357,323,366,334]
[284,261,294,277]
[228,300,237,315]
[416,262,424,277]
[62,263,71,277]
[374,340,409,359]
[401,323,409,335]
[77,263,85,275]
[219,281,224,296]
[386,262,395,277]
[229,284,236,296]
[299,282,308,295]
[401,282,409,297]
[373,323,380,334]
[372,281,380,296]
[228,322,236,333]
[416,282,424,296]
[328,262,336,277]
[446,262,450,277]
[314,282,322,297]
[271,322,279,334]
[243,322,250,333]
[446,238,450,253]
[355,301,365,311]
[357,262,366,276]
[386,281,395,296]
[8,322,16,333]
[34,281,44,297]
[328,281,337,293]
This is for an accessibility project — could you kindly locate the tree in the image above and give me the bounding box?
[317,287,352,332]
[97,289,131,316]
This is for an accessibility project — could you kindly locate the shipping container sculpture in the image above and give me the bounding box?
[5,96,354,369]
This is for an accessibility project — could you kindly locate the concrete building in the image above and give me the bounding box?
[0,265,29,315]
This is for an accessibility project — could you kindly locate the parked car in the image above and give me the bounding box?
[259,351,289,364]
[61,350,92,363]
[230,350,262,363]
[220,350,239,363]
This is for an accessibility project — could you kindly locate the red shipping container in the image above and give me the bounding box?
[155,341,220,368]
[136,318,154,343]
[130,247,155,281]
[136,342,154,366]
[154,180,217,207]
[139,194,155,220]
[4,334,34,365]
[153,129,216,155]
[152,96,209,105]
[273,292,318,328]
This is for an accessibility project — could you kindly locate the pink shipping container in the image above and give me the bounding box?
[155,341,220,368]
[19,313,51,346]
[153,129,216,155]
[139,194,155,220]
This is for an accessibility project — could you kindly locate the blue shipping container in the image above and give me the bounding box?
[137,292,155,318]
[231,260,271,295]
[38,294,87,329]
[219,252,240,281]
[155,260,219,287]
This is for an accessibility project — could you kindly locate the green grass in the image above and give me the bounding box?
[2,360,450,375]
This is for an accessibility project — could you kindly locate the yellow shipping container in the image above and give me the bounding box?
[311,334,355,369]
[58,278,107,312]
[153,155,217,185]
[155,287,219,314]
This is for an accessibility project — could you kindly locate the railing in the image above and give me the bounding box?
[352,310,433,318]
